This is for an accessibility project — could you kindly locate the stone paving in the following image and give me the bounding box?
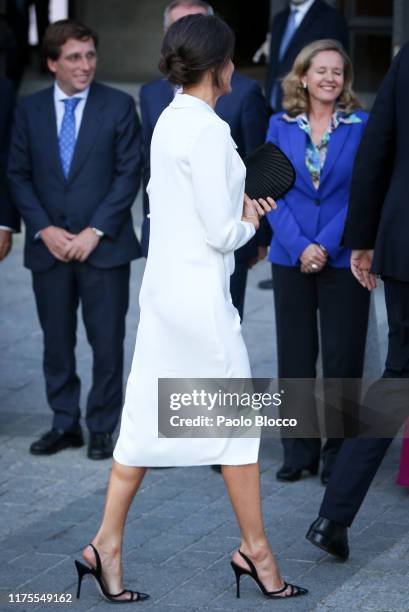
[1,230,409,612]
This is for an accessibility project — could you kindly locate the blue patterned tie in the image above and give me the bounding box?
[59,97,81,178]
[271,9,298,110]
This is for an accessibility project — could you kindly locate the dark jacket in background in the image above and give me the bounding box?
[343,42,409,282]
[139,71,271,263]
[0,76,19,230]
[266,0,348,110]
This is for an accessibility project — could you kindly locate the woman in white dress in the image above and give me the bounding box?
[75,14,308,603]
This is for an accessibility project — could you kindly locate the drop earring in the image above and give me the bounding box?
[303,81,307,89]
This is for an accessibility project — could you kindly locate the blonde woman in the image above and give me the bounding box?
[266,39,370,485]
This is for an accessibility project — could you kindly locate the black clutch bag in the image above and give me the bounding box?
[244,141,296,201]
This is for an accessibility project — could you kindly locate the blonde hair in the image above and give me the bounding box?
[282,39,362,117]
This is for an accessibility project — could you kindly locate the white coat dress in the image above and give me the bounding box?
[113,93,260,466]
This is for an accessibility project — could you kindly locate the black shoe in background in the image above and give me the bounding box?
[88,432,113,460]
[320,469,331,485]
[211,465,222,474]
[276,461,319,482]
[306,517,349,560]
[30,426,84,455]
[258,279,273,290]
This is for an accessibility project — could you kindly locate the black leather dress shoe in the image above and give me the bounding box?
[276,462,319,482]
[88,433,113,460]
[306,517,349,560]
[30,426,84,455]
[258,279,273,290]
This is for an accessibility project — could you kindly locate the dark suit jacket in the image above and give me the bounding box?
[139,71,271,262]
[0,77,20,231]
[343,43,409,282]
[266,0,349,110]
[8,81,142,271]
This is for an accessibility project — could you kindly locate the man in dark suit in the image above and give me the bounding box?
[306,43,409,560]
[266,0,348,112]
[0,75,19,259]
[8,20,142,459]
[141,0,270,321]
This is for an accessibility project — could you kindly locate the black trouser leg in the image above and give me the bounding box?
[317,267,370,472]
[32,263,81,431]
[78,263,130,434]
[320,277,409,526]
[33,0,49,42]
[272,264,321,468]
[230,260,248,322]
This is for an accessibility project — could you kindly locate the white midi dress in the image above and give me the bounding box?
[113,93,260,466]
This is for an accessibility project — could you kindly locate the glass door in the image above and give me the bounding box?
[338,0,393,104]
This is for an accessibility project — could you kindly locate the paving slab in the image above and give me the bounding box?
[0,198,408,612]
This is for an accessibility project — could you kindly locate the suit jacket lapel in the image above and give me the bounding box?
[272,9,290,68]
[320,122,351,186]
[68,83,104,182]
[281,0,320,63]
[288,123,314,192]
[35,88,65,183]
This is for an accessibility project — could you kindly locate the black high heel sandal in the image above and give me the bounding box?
[230,550,308,599]
[74,543,149,603]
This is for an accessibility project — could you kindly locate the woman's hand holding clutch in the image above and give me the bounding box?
[242,193,276,230]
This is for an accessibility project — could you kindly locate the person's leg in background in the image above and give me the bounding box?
[30,262,83,454]
[397,420,409,487]
[272,264,321,480]
[79,262,130,459]
[6,0,30,87]
[306,276,409,558]
[32,0,49,72]
[318,267,370,482]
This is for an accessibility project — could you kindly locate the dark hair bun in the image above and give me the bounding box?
[159,14,235,87]
[159,49,193,86]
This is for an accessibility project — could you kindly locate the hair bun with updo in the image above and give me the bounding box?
[159,13,235,87]
[159,48,193,86]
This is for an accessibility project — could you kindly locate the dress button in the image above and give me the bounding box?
[314,198,320,206]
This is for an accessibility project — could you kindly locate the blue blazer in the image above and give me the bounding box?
[8,82,142,272]
[139,71,270,261]
[0,77,20,231]
[266,111,368,268]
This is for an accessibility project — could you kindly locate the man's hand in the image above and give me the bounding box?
[351,249,377,290]
[300,244,327,273]
[0,229,13,261]
[40,226,76,262]
[248,246,268,269]
[66,227,101,262]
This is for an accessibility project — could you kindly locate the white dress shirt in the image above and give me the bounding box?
[54,81,89,137]
[291,0,316,28]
